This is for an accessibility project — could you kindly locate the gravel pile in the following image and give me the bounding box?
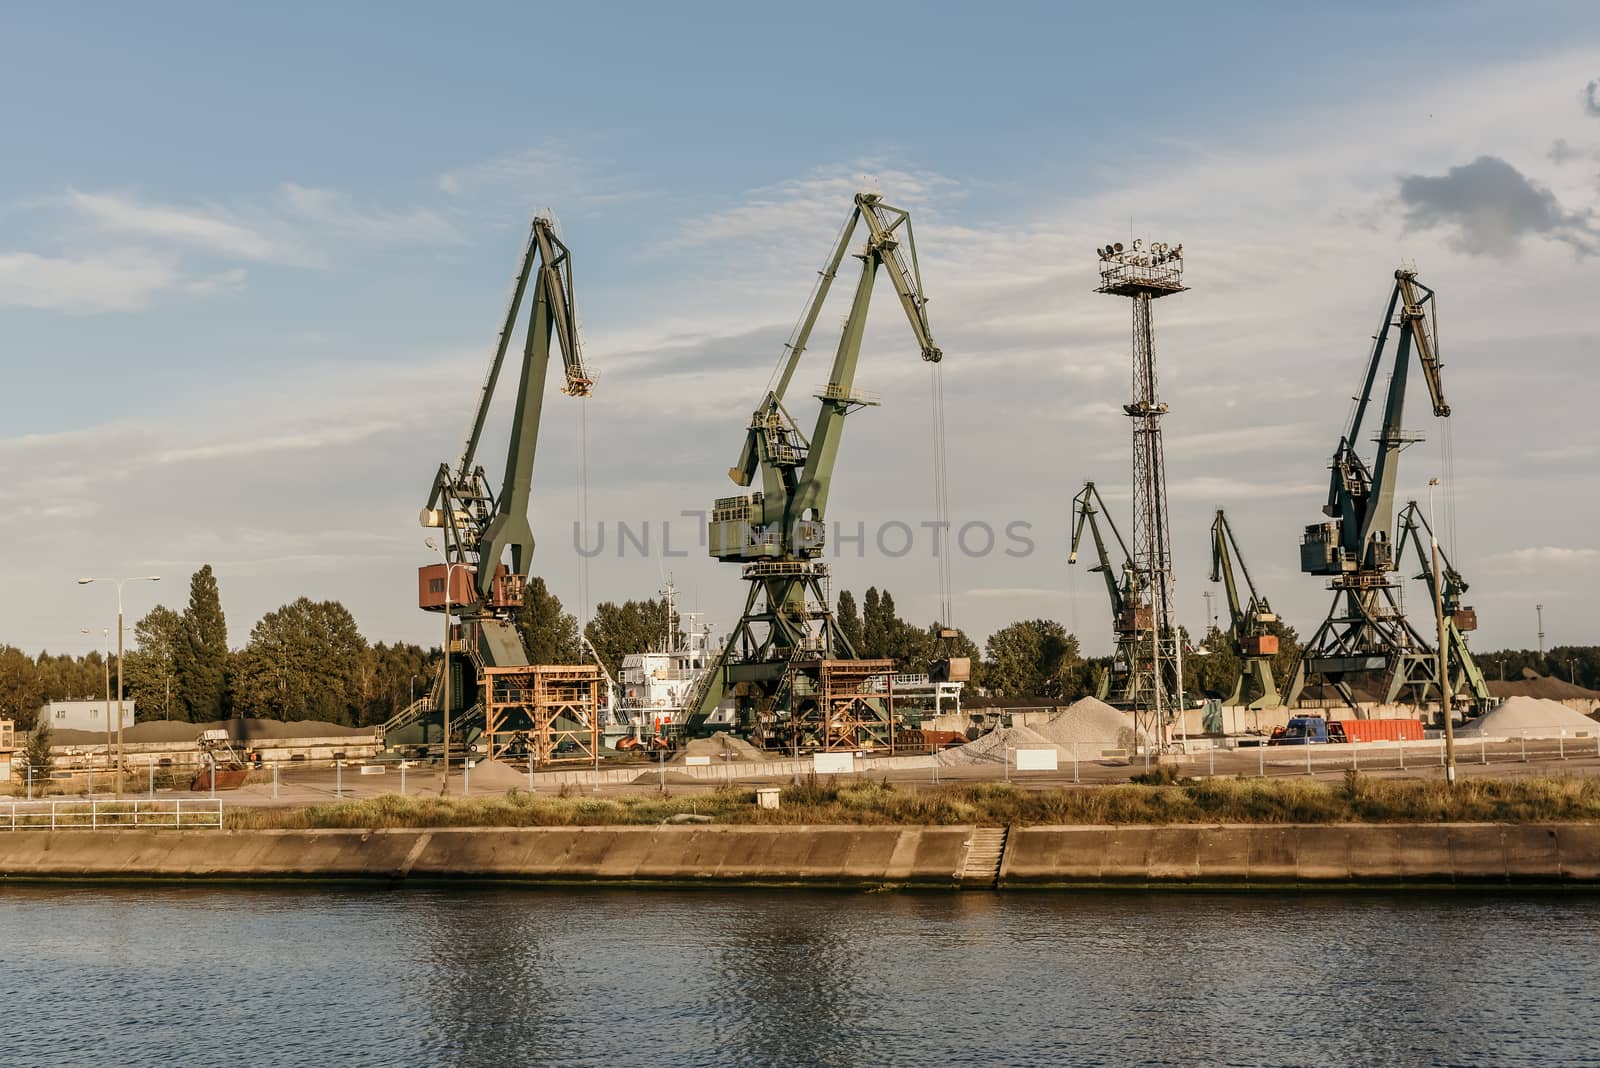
[670,732,772,764]
[466,759,532,791]
[47,717,375,747]
[1457,697,1598,739]
[936,724,1064,766]
[631,769,714,786]
[1031,697,1147,751]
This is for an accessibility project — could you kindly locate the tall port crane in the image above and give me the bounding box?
[1286,268,1451,711]
[1208,510,1281,710]
[1068,481,1143,704]
[684,192,943,748]
[398,215,601,763]
[1395,499,1491,709]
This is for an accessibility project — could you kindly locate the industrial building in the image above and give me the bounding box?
[38,699,135,733]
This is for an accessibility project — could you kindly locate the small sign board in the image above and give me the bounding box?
[685,755,712,766]
[813,752,855,774]
[1015,748,1059,772]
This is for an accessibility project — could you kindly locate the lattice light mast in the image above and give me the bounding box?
[1095,239,1187,751]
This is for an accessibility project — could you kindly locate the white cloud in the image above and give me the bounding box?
[65,189,309,264]
[437,139,650,210]
[278,183,458,243]
[0,248,181,312]
[1484,546,1600,574]
[439,144,582,196]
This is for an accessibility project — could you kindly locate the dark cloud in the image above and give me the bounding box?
[1548,138,1581,165]
[1586,78,1600,117]
[1398,155,1599,257]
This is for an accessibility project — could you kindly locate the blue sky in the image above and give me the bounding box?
[3,3,1598,661]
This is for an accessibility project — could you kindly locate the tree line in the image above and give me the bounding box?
[2,565,1595,730]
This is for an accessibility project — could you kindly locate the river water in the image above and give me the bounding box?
[2,885,1596,1067]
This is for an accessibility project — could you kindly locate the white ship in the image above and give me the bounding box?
[610,580,717,739]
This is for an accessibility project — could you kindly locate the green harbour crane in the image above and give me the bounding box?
[391,214,598,757]
[683,192,943,748]
[1068,481,1145,705]
[1395,499,1491,710]
[1286,267,1451,711]
[1208,509,1281,709]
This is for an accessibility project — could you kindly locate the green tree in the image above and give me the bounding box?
[584,598,671,678]
[861,587,891,657]
[357,642,440,726]
[232,598,367,724]
[1267,620,1301,689]
[836,590,864,655]
[23,718,53,784]
[517,577,584,665]
[0,645,42,728]
[177,565,229,721]
[125,605,184,720]
[983,619,1083,700]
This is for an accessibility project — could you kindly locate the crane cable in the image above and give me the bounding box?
[930,360,954,630]
[577,396,591,636]
[1436,295,1459,562]
[762,210,857,400]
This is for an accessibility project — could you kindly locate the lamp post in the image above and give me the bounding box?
[425,539,471,797]
[1426,480,1455,786]
[78,576,160,799]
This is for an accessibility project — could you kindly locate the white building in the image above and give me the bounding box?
[38,699,135,733]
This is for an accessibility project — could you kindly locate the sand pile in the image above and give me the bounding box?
[1031,697,1147,751]
[1487,669,1600,702]
[1458,697,1597,739]
[937,724,1064,766]
[631,769,714,786]
[466,759,531,791]
[670,732,771,764]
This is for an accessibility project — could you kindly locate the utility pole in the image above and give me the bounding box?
[1428,479,1455,785]
[79,576,159,800]
[1095,237,1187,753]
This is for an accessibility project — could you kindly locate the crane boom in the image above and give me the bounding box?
[1069,481,1133,617]
[1395,501,1490,708]
[421,216,591,612]
[1209,510,1281,709]
[690,192,942,743]
[1290,267,1456,712]
[1068,481,1147,704]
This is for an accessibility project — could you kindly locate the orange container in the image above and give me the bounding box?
[1338,717,1425,743]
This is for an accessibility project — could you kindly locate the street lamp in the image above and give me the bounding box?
[424,538,471,797]
[78,575,160,799]
[1426,480,1456,786]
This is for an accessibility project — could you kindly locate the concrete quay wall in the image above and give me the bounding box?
[1000,823,1600,887]
[3,823,1599,889]
[0,825,972,889]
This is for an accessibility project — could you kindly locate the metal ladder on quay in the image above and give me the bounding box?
[960,826,1009,889]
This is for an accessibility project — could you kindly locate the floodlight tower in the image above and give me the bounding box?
[1095,239,1187,751]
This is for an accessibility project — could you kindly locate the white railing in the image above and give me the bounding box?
[0,799,223,831]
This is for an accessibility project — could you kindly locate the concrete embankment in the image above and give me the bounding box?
[3,823,1599,889]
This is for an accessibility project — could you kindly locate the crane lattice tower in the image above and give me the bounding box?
[1096,239,1187,750]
